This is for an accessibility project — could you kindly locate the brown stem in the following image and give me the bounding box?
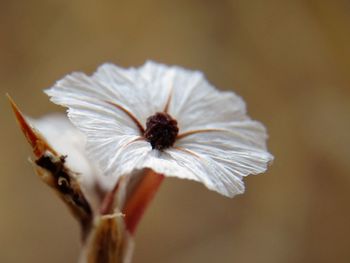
[123,170,164,234]
[100,179,122,215]
[81,215,126,263]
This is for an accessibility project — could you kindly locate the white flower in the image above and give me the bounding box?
[46,61,273,197]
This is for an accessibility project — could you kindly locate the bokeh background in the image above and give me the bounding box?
[1,0,350,262]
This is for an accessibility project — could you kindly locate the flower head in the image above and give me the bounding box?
[46,61,273,197]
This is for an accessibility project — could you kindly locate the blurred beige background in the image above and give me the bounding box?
[1,0,350,262]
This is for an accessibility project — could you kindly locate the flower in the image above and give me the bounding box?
[46,61,273,197]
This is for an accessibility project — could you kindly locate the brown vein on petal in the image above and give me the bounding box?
[163,84,173,113]
[176,128,223,140]
[123,136,144,148]
[174,146,202,160]
[106,101,145,134]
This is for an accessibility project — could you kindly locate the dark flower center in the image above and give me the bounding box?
[144,112,179,150]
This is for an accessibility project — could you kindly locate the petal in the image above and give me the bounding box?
[172,126,273,197]
[137,61,176,113]
[136,62,248,133]
[46,67,147,132]
[151,65,248,133]
[96,127,272,198]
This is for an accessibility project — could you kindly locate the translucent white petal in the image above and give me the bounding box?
[137,61,176,113]
[93,129,272,197]
[136,61,249,133]
[47,69,143,131]
[100,141,195,187]
[173,126,273,197]
[167,73,247,132]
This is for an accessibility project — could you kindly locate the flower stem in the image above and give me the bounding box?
[100,179,121,215]
[123,170,164,234]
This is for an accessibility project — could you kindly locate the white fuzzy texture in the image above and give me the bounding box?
[46,61,273,197]
[29,114,117,204]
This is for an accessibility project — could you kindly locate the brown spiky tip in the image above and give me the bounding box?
[7,94,55,157]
